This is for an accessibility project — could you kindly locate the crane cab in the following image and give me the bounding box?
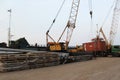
[47,42,66,52]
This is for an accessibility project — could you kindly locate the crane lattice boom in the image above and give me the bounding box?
[58,0,80,49]
[66,0,80,41]
[109,0,120,45]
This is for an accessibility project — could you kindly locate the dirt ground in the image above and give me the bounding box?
[0,57,120,80]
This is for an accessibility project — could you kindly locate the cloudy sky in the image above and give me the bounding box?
[0,0,119,46]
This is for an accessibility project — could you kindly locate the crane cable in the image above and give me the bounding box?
[88,0,93,39]
[47,0,66,33]
[101,0,116,28]
[88,0,93,19]
[99,0,115,42]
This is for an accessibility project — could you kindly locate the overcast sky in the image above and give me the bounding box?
[0,0,119,46]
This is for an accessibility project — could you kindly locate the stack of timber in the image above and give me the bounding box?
[0,52,59,72]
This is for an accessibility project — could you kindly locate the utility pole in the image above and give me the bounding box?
[8,9,12,47]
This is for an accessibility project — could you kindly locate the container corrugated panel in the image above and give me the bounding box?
[83,41,106,52]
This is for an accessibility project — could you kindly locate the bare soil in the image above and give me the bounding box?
[0,57,120,80]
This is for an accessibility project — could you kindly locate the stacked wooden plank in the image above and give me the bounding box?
[0,52,60,72]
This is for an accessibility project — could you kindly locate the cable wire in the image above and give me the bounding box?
[101,0,116,28]
[47,0,66,32]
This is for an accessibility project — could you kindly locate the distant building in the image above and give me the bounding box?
[10,37,30,49]
[0,42,7,48]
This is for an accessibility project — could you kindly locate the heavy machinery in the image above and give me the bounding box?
[82,0,120,56]
[83,35,107,56]
[99,27,120,56]
[46,0,80,52]
[96,0,120,56]
[109,0,120,51]
[102,0,120,52]
[109,1,120,56]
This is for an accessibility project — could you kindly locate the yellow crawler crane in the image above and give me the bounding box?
[100,0,120,52]
[98,0,120,56]
[46,0,80,51]
[109,0,120,50]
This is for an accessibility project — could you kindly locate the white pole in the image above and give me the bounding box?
[8,9,12,47]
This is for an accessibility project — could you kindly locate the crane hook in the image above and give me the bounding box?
[90,10,93,19]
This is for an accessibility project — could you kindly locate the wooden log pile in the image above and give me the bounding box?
[0,52,60,72]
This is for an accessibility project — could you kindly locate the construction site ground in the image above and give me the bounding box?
[0,57,120,80]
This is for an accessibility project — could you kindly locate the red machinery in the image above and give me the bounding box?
[83,36,107,53]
